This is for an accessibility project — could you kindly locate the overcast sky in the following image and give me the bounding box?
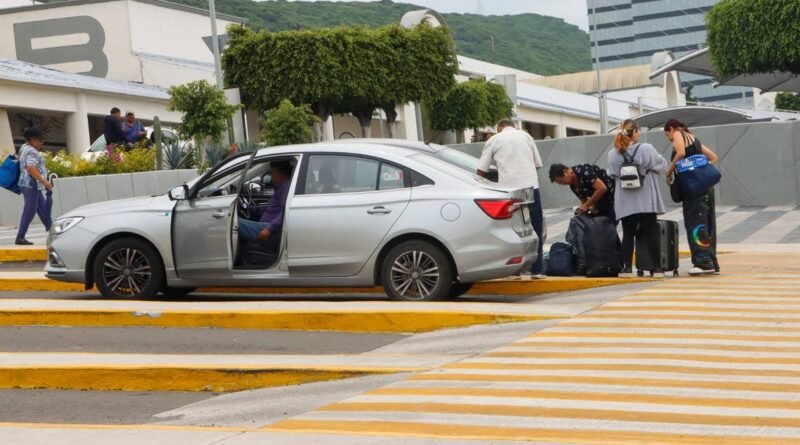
[275,0,590,31]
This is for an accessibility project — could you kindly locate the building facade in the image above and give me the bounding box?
[587,0,752,106]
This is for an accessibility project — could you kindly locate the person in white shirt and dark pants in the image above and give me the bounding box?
[477,119,545,277]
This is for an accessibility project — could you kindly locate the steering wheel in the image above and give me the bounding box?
[238,194,252,220]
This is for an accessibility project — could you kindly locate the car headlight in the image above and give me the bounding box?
[52,217,84,235]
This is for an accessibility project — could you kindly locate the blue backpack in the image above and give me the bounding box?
[0,154,20,194]
[546,242,576,277]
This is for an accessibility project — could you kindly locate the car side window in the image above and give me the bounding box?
[379,163,404,190]
[195,156,250,198]
[304,155,379,195]
[410,170,434,187]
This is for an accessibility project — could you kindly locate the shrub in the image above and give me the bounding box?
[262,100,317,146]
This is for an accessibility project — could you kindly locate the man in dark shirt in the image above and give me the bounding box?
[549,163,615,221]
[238,162,292,249]
[103,107,126,152]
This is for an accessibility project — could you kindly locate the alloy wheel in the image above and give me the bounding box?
[102,248,152,296]
[390,250,440,301]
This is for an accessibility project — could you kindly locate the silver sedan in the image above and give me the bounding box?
[45,142,537,301]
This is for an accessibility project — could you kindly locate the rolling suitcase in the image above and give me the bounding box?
[636,220,679,277]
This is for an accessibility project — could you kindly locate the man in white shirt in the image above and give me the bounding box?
[477,119,545,277]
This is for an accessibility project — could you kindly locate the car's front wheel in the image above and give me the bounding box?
[381,240,453,302]
[93,238,164,299]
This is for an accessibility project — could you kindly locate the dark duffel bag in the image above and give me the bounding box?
[583,215,622,277]
[546,242,575,277]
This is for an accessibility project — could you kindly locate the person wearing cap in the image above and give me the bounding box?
[16,127,53,245]
[123,111,146,145]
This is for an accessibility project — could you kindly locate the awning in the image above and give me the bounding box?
[649,47,800,93]
[631,106,773,130]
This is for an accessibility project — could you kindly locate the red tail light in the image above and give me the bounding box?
[475,199,518,220]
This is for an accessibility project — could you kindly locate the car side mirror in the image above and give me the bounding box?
[168,184,189,201]
[249,182,262,194]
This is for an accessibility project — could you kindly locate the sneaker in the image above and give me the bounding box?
[14,238,33,246]
[529,274,547,280]
[619,272,634,278]
[689,267,716,276]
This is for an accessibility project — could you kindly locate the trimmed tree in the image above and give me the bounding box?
[707,0,800,78]
[775,92,800,111]
[426,80,513,143]
[167,80,239,145]
[262,100,318,146]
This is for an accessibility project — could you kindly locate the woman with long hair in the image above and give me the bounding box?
[664,118,720,275]
[608,119,668,276]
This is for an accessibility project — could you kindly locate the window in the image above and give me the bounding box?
[195,156,250,198]
[379,163,404,190]
[410,170,434,187]
[88,135,107,152]
[304,155,407,195]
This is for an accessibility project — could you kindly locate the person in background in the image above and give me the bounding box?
[123,111,147,145]
[16,127,52,245]
[549,163,616,221]
[607,119,668,277]
[477,119,545,278]
[103,107,125,157]
[664,118,720,276]
[238,162,292,250]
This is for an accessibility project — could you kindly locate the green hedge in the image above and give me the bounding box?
[707,0,800,78]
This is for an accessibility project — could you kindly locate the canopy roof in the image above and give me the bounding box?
[632,106,773,130]
[649,47,800,92]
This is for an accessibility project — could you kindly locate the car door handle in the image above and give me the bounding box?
[367,206,392,215]
[212,211,226,219]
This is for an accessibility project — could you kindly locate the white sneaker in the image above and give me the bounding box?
[689,267,716,276]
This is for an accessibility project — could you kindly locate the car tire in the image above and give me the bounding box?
[447,282,474,299]
[93,238,165,299]
[161,287,197,297]
[381,240,454,302]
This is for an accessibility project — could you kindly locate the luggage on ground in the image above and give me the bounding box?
[0,154,20,194]
[582,215,622,277]
[567,214,622,277]
[636,219,679,276]
[546,242,575,277]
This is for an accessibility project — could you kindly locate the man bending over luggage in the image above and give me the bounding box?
[549,163,616,221]
[238,161,292,250]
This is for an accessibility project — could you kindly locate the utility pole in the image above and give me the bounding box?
[589,0,608,133]
[489,33,496,63]
[208,0,224,90]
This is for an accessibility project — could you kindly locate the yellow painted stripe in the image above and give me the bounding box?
[622,298,800,305]
[368,386,800,410]
[532,331,800,341]
[409,373,800,393]
[445,362,800,378]
[512,341,800,353]
[484,350,800,365]
[0,310,550,333]
[635,290,800,297]
[321,401,800,428]
[0,249,46,262]
[0,367,381,392]
[267,419,791,445]
[555,322,800,332]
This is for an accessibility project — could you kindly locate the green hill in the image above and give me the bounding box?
[166,0,591,76]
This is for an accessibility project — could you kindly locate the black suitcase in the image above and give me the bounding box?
[636,220,680,277]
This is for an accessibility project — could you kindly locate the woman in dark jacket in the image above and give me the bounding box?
[664,118,720,276]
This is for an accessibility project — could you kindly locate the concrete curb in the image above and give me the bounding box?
[0,271,655,295]
[0,246,46,262]
[0,353,458,392]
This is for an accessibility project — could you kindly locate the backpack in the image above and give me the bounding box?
[546,242,576,277]
[619,144,643,189]
[0,154,20,194]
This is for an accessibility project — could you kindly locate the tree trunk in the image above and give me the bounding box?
[382,105,398,139]
[455,130,465,144]
[353,108,374,139]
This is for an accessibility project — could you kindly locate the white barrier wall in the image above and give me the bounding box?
[0,169,198,226]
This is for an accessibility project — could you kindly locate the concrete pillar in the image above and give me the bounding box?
[66,93,91,155]
[0,109,13,152]
[556,124,568,139]
[400,103,420,141]
[323,116,334,141]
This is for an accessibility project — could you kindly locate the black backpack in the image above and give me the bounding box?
[546,242,576,277]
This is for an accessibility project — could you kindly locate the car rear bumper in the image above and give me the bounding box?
[455,234,538,283]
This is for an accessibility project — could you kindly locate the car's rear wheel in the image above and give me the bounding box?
[381,241,453,302]
[447,282,474,299]
[93,238,164,299]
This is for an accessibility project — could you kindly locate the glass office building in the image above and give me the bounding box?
[587,0,752,107]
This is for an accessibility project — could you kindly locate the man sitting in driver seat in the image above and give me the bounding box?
[238,161,292,248]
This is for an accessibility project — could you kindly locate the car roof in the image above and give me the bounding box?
[329,138,444,154]
[255,141,434,159]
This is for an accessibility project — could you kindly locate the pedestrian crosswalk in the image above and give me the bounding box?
[266,252,800,443]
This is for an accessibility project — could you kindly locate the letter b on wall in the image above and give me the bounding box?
[14,16,108,77]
